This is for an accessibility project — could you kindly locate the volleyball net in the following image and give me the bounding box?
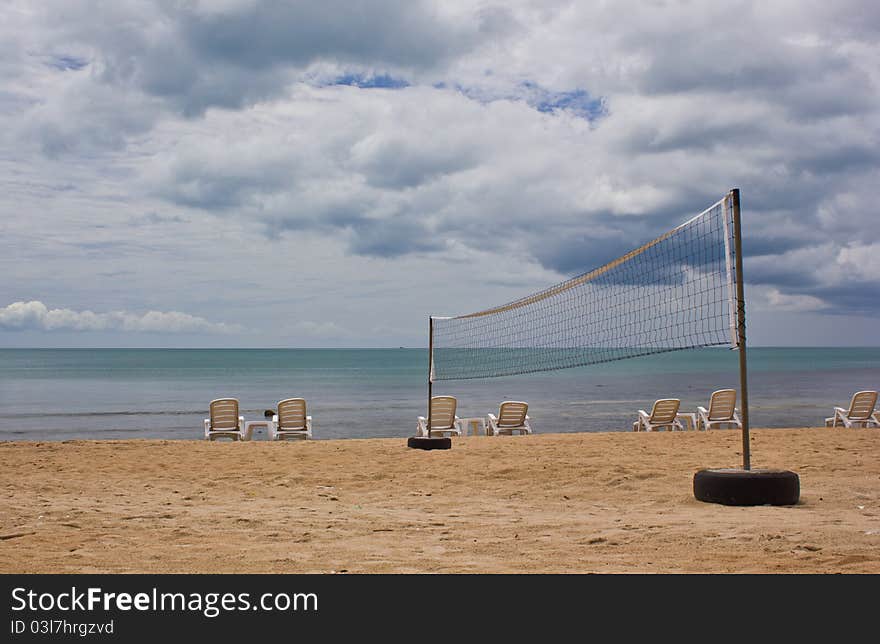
[430,191,740,382]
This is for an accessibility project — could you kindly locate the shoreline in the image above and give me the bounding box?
[0,422,843,443]
[2,427,878,573]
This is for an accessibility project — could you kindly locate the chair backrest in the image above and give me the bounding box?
[209,398,239,430]
[429,396,457,429]
[649,399,680,423]
[497,401,529,427]
[846,391,877,420]
[707,389,737,420]
[277,398,307,430]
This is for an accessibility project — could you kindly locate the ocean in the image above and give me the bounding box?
[0,347,877,440]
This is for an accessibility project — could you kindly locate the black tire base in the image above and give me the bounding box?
[407,436,452,450]
[694,468,800,506]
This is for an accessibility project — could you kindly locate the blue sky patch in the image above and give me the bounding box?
[46,55,89,71]
[522,82,608,120]
[446,79,607,122]
[331,73,410,89]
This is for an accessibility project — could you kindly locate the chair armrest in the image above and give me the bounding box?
[486,413,498,435]
[204,419,210,438]
[697,406,708,414]
[638,410,649,420]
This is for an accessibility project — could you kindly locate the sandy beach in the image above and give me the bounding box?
[1,427,878,573]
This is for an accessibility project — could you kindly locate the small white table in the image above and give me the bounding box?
[677,413,698,431]
[244,420,271,440]
[459,417,489,436]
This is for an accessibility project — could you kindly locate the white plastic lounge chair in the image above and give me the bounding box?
[269,398,313,440]
[825,391,879,428]
[417,395,462,437]
[632,399,683,432]
[696,389,742,431]
[487,401,532,436]
[204,398,248,441]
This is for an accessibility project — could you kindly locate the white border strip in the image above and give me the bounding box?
[721,193,738,348]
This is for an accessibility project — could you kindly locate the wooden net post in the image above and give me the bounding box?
[730,188,751,471]
[427,316,434,438]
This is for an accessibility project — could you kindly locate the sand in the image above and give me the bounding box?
[1,428,878,573]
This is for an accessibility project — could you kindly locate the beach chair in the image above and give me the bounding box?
[825,391,879,428]
[487,401,532,436]
[696,389,742,431]
[269,398,313,440]
[417,396,462,437]
[632,399,683,432]
[204,398,248,441]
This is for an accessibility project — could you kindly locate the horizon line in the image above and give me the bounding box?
[3,345,880,350]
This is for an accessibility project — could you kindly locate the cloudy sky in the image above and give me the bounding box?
[1,0,878,348]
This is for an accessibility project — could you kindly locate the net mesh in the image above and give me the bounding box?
[431,193,738,381]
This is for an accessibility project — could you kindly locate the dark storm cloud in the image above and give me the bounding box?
[265,204,442,259]
[180,1,472,70]
[741,235,815,259]
[47,1,485,117]
[351,136,482,189]
[347,216,443,257]
[808,282,880,316]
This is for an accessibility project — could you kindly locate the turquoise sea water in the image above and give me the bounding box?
[0,347,877,440]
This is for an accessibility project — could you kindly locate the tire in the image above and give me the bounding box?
[407,436,452,450]
[693,468,800,506]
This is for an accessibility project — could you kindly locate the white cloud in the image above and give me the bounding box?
[836,243,880,283]
[750,286,829,313]
[1,0,879,347]
[0,301,240,334]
